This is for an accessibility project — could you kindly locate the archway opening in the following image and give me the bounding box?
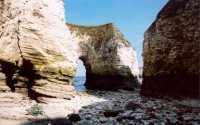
[73,59,87,90]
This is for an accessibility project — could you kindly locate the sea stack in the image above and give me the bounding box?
[141,0,199,98]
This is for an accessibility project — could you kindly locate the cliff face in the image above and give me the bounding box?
[141,0,199,98]
[0,0,78,101]
[67,23,140,90]
[0,0,139,103]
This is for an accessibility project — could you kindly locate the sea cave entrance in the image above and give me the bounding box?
[73,59,87,90]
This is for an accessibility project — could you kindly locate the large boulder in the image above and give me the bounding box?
[67,23,140,90]
[141,0,199,98]
[0,0,77,100]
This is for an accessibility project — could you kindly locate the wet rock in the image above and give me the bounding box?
[104,110,119,117]
[177,112,183,117]
[148,113,156,119]
[193,115,200,121]
[52,118,73,125]
[95,105,102,110]
[193,121,200,125]
[128,121,135,125]
[122,110,133,116]
[167,117,179,124]
[184,116,193,122]
[100,117,108,123]
[124,116,135,120]
[125,102,140,110]
[116,116,135,122]
[135,115,143,120]
[121,120,129,125]
[76,120,93,125]
[84,114,93,120]
[116,116,124,122]
[177,116,184,122]
[108,117,114,122]
[149,122,154,125]
[68,114,81,122]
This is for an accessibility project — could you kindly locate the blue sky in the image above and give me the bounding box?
[63,0,168,76]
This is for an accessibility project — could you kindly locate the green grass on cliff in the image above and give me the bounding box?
[66,23,131,50]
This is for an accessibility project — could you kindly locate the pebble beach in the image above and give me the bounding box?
[3,89,198,125]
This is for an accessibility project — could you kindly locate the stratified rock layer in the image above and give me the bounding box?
[0,0,139,103]
[141,0,199,98]
[67,23,140,90]
[0,0,77,100]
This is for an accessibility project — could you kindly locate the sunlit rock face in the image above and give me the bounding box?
[0,0,139,102]
[0,0,78,101]
[67,23,140,90]
[141,0,199,98]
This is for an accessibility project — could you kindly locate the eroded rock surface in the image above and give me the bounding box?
[0,0,77,100]
[0,0,139,102]
[141,0,200,98]
[67,23,139,90]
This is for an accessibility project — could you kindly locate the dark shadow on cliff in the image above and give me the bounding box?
[18,60,41,100]
[84,65,141,91]
[0,60,52,101]
[141,71,200,99]
[0,61,18,92]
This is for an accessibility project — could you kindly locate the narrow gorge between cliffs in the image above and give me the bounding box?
[0,0,199,124]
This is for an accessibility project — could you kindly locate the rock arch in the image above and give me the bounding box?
[0,0,139,102]
[67,23,140,90]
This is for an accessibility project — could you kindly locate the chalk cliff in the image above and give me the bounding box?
[141,0,199,98]
[67,23,140,90]
[0,0,139,104]
[0,0,78,101]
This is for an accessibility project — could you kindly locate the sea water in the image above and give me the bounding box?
[73,76,87,90]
